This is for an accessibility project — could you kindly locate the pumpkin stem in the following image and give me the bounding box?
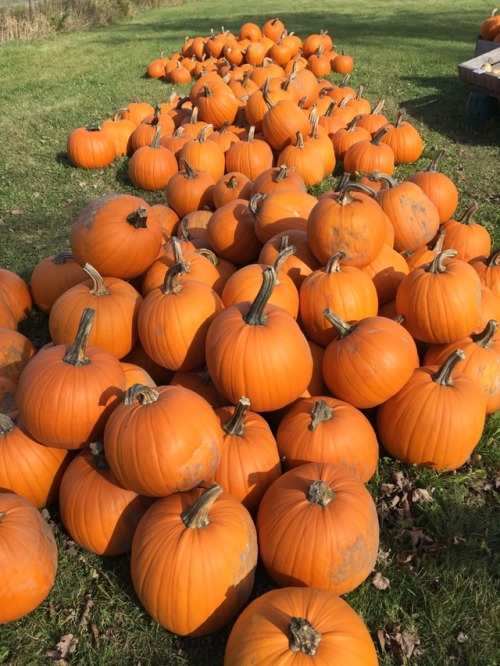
[249,192,266,217]
[274,164,293,182]
[222,396,250,436]
[371,99,385,115]
[371,125,390,145]
[226,175,238,190]
[324,100,337,117]
[124,383,159,405]
[0,512,5,521]
[0,413,15,436]
[150,124,162,149]
[338,182,378,205]
[272,244,297,278]
[325,251,347,274]
[161,262,188,295]
[196,124,214,143]
[308,399,333,431]
[374,174,398,189]
[432,226,446,254]
[62,307,95,367]
[307,479,335,506]
[182,482,223,529]
[278,235,290,253]
[459,202,479,224]
[246,125,256,143]
[127,207,149,229]
[322,308,354,338]
[431,349,465,386]
[427,249,458,274]
[471,319,498,349]
[89,440,110,471]
[486,248,500,267]
[294,131,305,148]
[393,111,404,128]
[243,267,275,327]
[179,158,198,179]
[289,617,322,656]
[427,148,445,172]
[170,235,191,268]
[52,251,75,265]
[83,263,110,297]
[196,247,219,266]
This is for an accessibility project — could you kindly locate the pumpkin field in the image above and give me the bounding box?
[0,0,499,664]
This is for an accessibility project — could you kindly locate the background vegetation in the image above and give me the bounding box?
[0,1,499,664]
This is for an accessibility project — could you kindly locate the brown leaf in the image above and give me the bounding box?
[372,571,390,590]
[401,629,423,658]
[456,631,468,643]
[410,487,434,503]
[45,634,78,660]
[79,593,94,629]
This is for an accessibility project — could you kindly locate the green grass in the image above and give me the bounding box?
[0,1,500,664]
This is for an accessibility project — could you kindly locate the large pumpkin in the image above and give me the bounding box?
[131,483,258,636]
[0,492,58,623]
[256,462,379,595]
[224,587,379,666]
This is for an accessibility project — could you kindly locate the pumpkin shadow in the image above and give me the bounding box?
[55,151,75,168]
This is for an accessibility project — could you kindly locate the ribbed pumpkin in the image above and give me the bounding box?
[277,130,325,188]
[207,198,263,266]
[59,442,152,556]
[30,252,88,315]
[251,163,307,196]
[299,252,379,347]
[470,248,500,301]
[209,397,282,513]
[261,98,312,151]
[0,414,71,508]
[128,125,179,191]
[224,587,379,666]
[71,194,163,280]
[49,263,143,360]
[179,124,226,182]
[213,172,253,209]
[379,111,423,164]
[307,184,387,268]
[362,243,410,305]
[131,484,257,636]
[276,396,379,482]
[258,231,321,289]
[165,159,216,218]
[101,109,137,157]
[250,190,318,245]
[343,126,395,176]
[225,126,274,181]
[0,269,32,324]
[322,310,419,408]
[205,267,313,412]
[377,349,487,470]
[407,149,459,222]
[395,250,482,343]
[0,492,58,623]
[441,202,491,262]
[16,308,126,449]
[256,462,379,595]
[67,125,116,169]
[104,384,223,496]
[0,328,37,383]
[424,320,500,414]
[138,263,223,372]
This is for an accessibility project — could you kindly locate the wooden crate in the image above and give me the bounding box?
[474,37,500,57]
[458,47,500,99]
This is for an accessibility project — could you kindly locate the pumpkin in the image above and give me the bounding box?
[213,172,253,209]
[30,251,88,315]
[343,126,395,176]
[276,396,379,482]
[165,159,216,218]
[321,310,419,408]
[104,384,223,496]
[277,130,325,188]
[16,308,126,449]
[179,124,225,182]
[0,378,17,421]
[225,126,274,181]
[170,365,228,409]
[441,202,491,262]
[0,269,32,324]
[49,263,143,360]
[224,587,379,666]
[406,149,459,222]
[480,8,500,40]
[130,108,175,153]
[299,252,379,347]
[131,483,258,636]
[362,243,410,305]
[0,413,71,508]
[424,320,500,414]
[470,247,500,301]
[71,193,163,280]
[0,327,36,383]
[380,111,423,164]
[128,125,179,192]
[377,349,487,470]
[205,267,313,412]
[59,442,152,556]
[251,164,307,197]
[101,109,137,157]
[258,231,321,289]
[256,462,379,594]
[138,262,223,372]
[396,250,482,343]
[210,396,282,513]
[66,125,116,169]
[261,99,312,151]
[0,492,58,623]
[250,189,318,245]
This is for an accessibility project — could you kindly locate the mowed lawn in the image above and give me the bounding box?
[0,0,499,664]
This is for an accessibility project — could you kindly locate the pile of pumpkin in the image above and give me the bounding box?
[2,16,500,666]
[480,8,500,42]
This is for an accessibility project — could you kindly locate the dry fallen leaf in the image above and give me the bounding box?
[372,571,390,590]
[456,631,468,643]
[45,633,78,660]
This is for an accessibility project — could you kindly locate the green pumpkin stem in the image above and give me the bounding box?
[325,251,347,274]
[0,413,15,436]
[182,483,223,529]
[307,479,335,507]
[289,617,322,656]
[322,308,354,338]
[222,396,250,436]
[127,207,149,229]
[427,249,458,274]
[471,320,498,349]
[244,267,276,326]
[83,263,110,297]
[62,307,95,367]
[431,349,465,386]
[308,400,333,431]
[124,383,159,405]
